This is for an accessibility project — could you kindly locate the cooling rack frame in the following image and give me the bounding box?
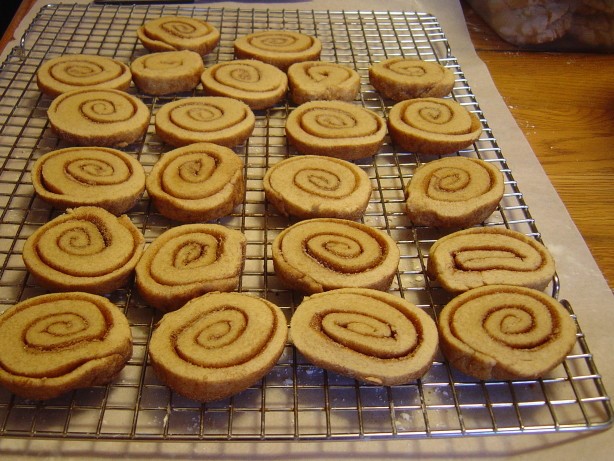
[0,3,611,442]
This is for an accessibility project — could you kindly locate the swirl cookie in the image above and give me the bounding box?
[272,218,400,293]
[22,206,144,294]
[287,61,361,104]
[200,60,288,110]
[0,292,132,400]
[155,96,255,147]
[291,288,438,385]
[388,98,483,155]
[135,224,247,312]
[405,156,504,228]
[234,30,322,71]
[32,147,146,215]
[146,142,244,223]
[47,88,150,147]
[131,50,204,95]
[137,16,220,56]
[369,57,455,101]
[285,101,387,160]
[149,292,287,402]
[37,54,132,98]
[263,155,372,220]
[427,227,556,292]
[438,285,577,380]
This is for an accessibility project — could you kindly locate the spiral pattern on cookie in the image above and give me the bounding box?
[47,88,150,147]
[285,101,387,160]
[0,292,132,400]
[272,218,400,293]
[146,142,244,223]
[148,292,287,401]
[291,288,438,385]
[388,98,482,155]
[131,50,204,95]
[369,57,455,101]
[155,96,255,147]
[234,30,322,71]
[427,227,556,292]
[32,147,145,215]
[405,156,504,227]
[37,54,132,97]
[22,207,144,294]
[137,16,220,55]
[287,61,360,104]
[438,285,577,380]
[200,60,288,110]
[136,224,247,311]
[264,155,372,219]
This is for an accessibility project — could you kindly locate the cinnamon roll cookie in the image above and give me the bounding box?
[135,224,247,312]
[200,60,287,110]
[287,61,360,104]
[32,147,145,215]
[149,292,287,402]
[388,98,483,155]
[146,143,244,223]
[427,227,556,292]
[0,292,132,400]
[272,218,400,293]
[234,30,322,71]
[155,96,255,147]
[22,207,144,294]
[438,285,577,380]
[291,288,438,385]
[285,101,387,160]
[263,155,372,220]
[47,88,150,147]
[369,57,455,101]
[405,156,504,228]
[131,50,204,95]
[137,16,220,56]
[37,54,132,98]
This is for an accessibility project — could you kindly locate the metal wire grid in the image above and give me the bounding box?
[0,3,610,441]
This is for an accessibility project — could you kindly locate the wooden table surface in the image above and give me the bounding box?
[2,0,613,290]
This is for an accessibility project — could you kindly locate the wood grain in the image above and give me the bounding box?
[462,1,614,289]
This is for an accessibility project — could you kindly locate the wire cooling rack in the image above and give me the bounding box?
[0,3,611,441]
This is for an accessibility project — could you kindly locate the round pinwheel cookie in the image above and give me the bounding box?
[369,57,455,101]
[405,156,504,228]
[438,285,577,380]
[47,88,150,147]
[137,16,220,55]
[285,101,387,160]
[149,292,287,402]
[290,288,438,385]
[146,142,244,223]
[131,50,204,95]
[155,96,255,147]
[32,147,145,215]
[37,54,132,97]
[263,155,372,220]
[388,97,482,155]
[234,30,322,71]
[0,292,132,400]
[427,226,556,292]
[287,61,360,104]
[272,218,400,293]
[135,224,247,312]
[200,60,288,110]
[22,206,144,294]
